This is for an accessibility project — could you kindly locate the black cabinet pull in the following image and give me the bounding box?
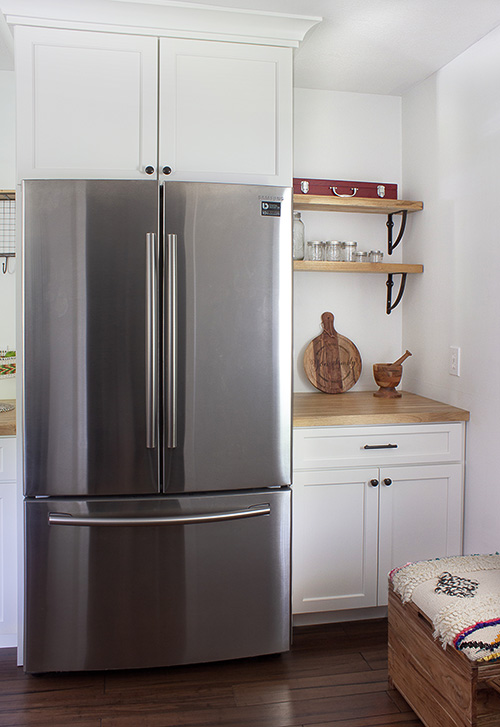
[369,479,379,487]
[383,478,393,486]
[145,165,155,175]
[363,443,398,450]
[162,166,172,175]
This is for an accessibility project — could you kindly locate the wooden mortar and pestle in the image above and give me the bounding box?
[373,350,412,398]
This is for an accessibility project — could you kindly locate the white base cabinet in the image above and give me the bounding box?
[0,438,17,647]
[15,26,292,185]
[292,423,465,616]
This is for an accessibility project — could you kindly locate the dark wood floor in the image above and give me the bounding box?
[0,619,423,727]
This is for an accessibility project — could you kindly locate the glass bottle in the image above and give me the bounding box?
[292,211,305,260]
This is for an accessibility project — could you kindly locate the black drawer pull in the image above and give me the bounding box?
[363,443,398,450]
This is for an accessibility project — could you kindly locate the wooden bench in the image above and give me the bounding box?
[388,582,500,727]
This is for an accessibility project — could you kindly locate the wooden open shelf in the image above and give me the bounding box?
[292,193,424,313]
[294,261,423,274]
[293,194,423,215]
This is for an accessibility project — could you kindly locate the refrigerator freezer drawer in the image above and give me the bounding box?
[24,489,291,673]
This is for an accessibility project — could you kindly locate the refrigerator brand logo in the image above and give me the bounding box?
[261,201,281,217]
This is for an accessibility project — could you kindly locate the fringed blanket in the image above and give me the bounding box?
[390,554,500,663]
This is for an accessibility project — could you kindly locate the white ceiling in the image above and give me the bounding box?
[3,0,500,95]
[171,0,500,95]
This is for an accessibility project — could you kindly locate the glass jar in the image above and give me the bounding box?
[324,240,342,261]
[353,251,368,262]
[369,250,384,263]
[292,211,305,260]
[343,241,358,261]
[307,240,325,261]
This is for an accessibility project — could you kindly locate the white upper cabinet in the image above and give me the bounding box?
[158,38,292,185]
[15,27,158,180]
[14,27,293,185]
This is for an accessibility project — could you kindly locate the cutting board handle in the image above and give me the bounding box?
[321,312,336,337]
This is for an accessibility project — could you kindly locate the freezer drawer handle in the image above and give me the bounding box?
[146,232,159,449]
[48,504,271,527]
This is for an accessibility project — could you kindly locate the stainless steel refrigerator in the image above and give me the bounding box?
[22,179,292,673]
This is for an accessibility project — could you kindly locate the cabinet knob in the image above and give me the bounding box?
[370,479,379,487]
[145,165,155,175]
[162,166,172,175]
[383,478,393,486]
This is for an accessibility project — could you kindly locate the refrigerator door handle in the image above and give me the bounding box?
[146,232,159,449]
[165,232,178,449]
[48,504,271,527]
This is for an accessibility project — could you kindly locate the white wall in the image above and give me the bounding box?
[0,70,16,400]
[293,87,404,392]
[401,25,500,554]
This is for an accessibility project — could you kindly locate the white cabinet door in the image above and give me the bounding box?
[15,27,158,180]
[0,484,17,646]
[0,438,16,647]
[292,468,379,613]
[159,38,292,185]
[377,463,464,605]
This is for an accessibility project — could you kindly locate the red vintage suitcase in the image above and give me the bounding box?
[293,178,398,199]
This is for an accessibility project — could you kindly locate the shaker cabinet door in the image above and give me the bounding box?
[0,439,17,647]
[159,38,292,185]
[15,27,158,180]
[292,468,379,613]
[377,463,464,605]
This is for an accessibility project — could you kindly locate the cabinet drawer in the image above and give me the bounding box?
[293,423,464,469]
[0,438,16,481]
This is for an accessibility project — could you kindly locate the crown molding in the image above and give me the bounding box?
[3,0,321,47]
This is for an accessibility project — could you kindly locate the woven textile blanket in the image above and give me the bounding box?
[390,554,500,663]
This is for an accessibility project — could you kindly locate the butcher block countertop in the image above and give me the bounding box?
[293,391,470,427]
[0,401,16,436]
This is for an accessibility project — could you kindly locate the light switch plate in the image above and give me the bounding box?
[449,346,461,376]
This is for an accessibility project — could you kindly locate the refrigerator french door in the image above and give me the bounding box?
[23,180,292,673]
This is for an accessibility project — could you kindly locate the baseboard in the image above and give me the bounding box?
[293,606,388,626]
[0,634,17,648]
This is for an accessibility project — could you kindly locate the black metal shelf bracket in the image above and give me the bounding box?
[1,253,15,274]
[386,273,407,314]
[386,210,408,255]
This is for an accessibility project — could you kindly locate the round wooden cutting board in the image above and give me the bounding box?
[303,312,362,393]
